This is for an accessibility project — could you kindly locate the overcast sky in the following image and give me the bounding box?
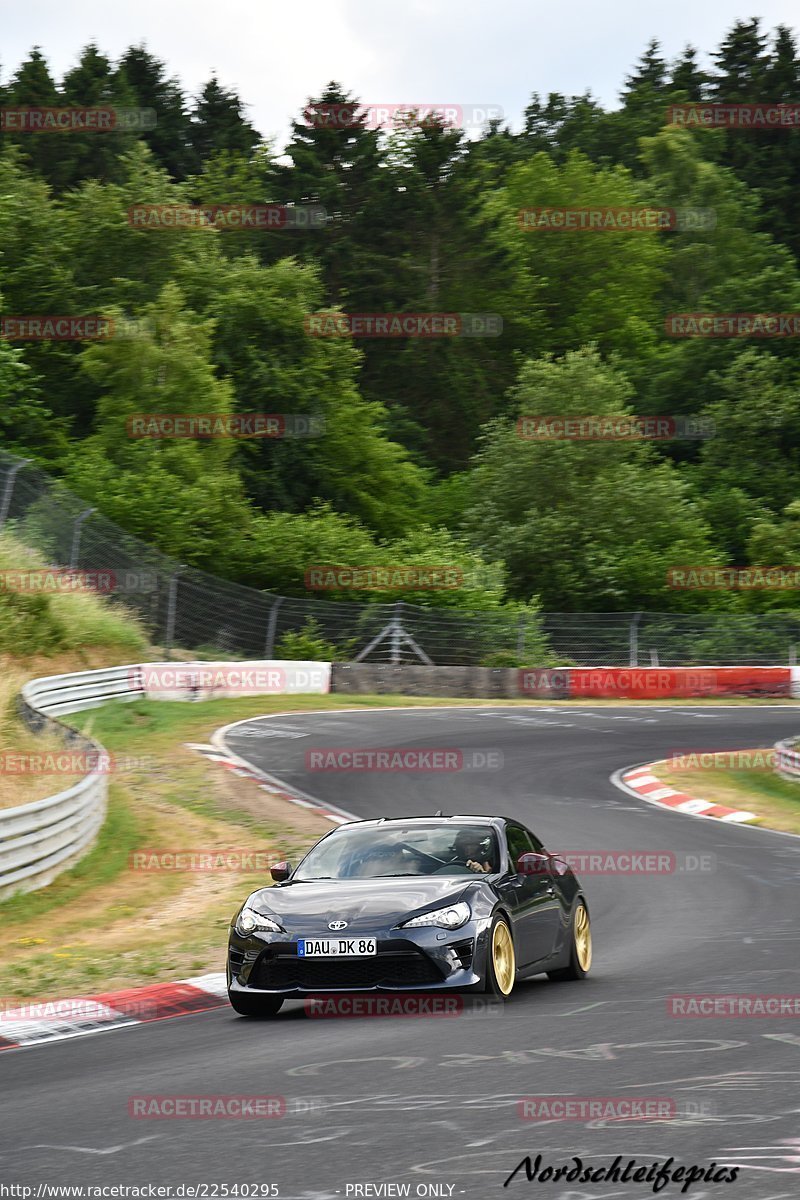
[4,1,800,149]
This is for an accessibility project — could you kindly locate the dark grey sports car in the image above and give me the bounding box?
[227,814,591,1016]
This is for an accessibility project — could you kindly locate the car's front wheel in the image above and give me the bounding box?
[483,914,516,997]
[228,991,284,1018]
[548,902,592,981]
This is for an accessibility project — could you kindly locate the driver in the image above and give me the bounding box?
[449,829,494,874]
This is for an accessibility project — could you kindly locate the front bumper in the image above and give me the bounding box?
[228,924,490,995]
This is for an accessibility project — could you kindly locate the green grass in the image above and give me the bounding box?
[657,759,800,834]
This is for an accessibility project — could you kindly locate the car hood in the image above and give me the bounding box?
[250,877,470,926]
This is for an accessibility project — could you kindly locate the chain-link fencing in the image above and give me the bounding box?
[2,449,799,666]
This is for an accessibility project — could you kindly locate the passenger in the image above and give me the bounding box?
[354,843,419,877]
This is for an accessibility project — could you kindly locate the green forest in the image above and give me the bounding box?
[1,18,800,617]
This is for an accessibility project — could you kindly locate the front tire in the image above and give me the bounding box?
[228,990,284,1018]
[483,915,516,997]
[548,902,591,981]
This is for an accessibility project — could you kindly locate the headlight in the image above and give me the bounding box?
[401,901,471,930]
[235,905,283,936]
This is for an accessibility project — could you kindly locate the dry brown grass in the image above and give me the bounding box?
[0,667,84,808]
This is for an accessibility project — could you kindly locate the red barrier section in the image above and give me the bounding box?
[568,667,791,700]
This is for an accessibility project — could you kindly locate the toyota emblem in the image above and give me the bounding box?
[328,920,348,930]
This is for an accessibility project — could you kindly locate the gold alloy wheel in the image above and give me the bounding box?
[491,920,516,995]
[574,904,592,973]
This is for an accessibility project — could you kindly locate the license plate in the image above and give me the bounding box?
[298,938,377,957]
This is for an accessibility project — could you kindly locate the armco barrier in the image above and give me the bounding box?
[567,666,793,700]
[2,661,331,902]
[0,769,108,902]
[775,737,800,781]
[331,663,567,698]
[332,663,795,700]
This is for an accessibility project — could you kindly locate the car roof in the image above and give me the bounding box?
[334,815,512,829]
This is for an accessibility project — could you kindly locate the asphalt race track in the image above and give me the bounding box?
[2,704,800,1200]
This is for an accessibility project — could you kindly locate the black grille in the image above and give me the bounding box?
[252,948,443,990]
[229,947,245,977]
[452,937,474,971]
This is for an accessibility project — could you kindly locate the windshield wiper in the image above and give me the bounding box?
[372,872,427,877]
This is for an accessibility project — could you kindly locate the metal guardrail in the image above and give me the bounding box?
[0,667,144,901]
[775,737,800,781]
[1,660,331,901]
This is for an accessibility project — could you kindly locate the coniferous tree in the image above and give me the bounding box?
[669,45,710,98]
[117,46,195,180]
[3,48,60,182]
[60,44,139,189]
[189,76,259,167]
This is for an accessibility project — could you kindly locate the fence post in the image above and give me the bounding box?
[164,565,186,660]
[264,596,285,658]
[69,507,95,569]
[391,601,404,664]
[629,611,643,667]
[0,458,29,530]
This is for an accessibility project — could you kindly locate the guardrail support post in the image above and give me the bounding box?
[391,602,403,664]
[629,611,643,667]
[0,459,29,530]
[264,595,285,658]
[164,565,186,660]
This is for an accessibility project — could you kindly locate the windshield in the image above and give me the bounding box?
[293,823,500,880]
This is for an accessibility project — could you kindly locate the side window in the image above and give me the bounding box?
[506,824,535,872]
[525,826,545,853]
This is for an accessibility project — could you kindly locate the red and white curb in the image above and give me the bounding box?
[0,972,228,1052]
[621,764,760,824]
[186,741,353,826]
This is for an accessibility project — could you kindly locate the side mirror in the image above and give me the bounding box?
[517,851,550,876]
[270,861,292,882]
